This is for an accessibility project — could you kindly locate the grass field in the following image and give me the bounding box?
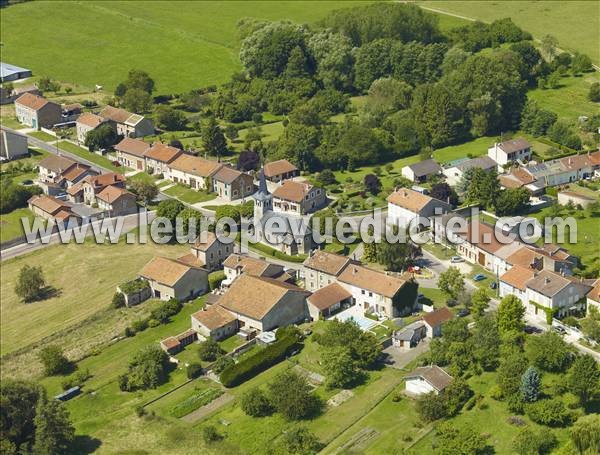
[27,131,57,142]
[0,208,35,243]
[0,1,371,94]
[56,141,121,172]
[418,1,600,65]
[162,184,217,205]
[528,72,600,121]
[0,239,190,367]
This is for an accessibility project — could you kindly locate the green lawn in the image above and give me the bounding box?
[128,171,158,184]
[0,116,24,129]
[163,184,217,205]
[418,1,600,64]
[0,239,191,373]
[28,131,57,142]
[0,208,35,243]
[527,72,600,121]
[56,141,121,172]
[0,1,372,94]
[219,334,244,353]
[433,135,496,163]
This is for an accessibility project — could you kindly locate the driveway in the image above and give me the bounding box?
[383,339,430,370]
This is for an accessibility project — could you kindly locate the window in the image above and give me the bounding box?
[369,292,373,297]
[233,189,238,197]
[361,290,365,295]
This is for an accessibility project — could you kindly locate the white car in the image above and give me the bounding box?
[450,256,464,263]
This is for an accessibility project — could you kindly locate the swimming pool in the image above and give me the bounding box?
[333,308,378,331]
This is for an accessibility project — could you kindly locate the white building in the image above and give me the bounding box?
[0,128,28,160]
[405,365,452,396]
[386,188,452,231]
[443,156,497,187]
[487,137,532,166]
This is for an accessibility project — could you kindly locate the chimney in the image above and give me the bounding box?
[353,267,358,274]
[544,277,551,285]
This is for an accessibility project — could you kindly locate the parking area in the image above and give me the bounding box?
[382,339,430,370]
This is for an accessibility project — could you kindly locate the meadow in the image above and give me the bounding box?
[0,1,371,95]
[418,1,600,65]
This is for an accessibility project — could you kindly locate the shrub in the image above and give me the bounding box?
[61,368,91,390]
[208,271,226,290]
[512,427,558,455]
[112,292,126,309]
[38,345,71,376]
[150,299,182,323]
[202,425,223,444]
[119,345,170,392]
[526,399,572,427]
[416,392,447,422]
[131,319,148,333]
[220,335,299,387]
[212,355,234,374]
[124,327,136,337]
[186,363,203,379]
[240,387,273,417]
[198,339,223,362]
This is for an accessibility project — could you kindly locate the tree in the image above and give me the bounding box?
[118,345,170,391]
[512,427,557,455]
[315,319,381,369]
[361,173,381,196]
[114,82,127,98]
[32,394,75,455]
[430,183,458,206]
[438,267,465,300]
[268,370,321,420]
[278,426,321,455]
[375,239,420,273]
[416,392,447,422]
[568,354,600,405]
[237,150,260,171]
[201,116,228,157]
[497,351,528,398]
[84,123,118,151]
[520,366,541,402]
[122,87,153,113]
[154,105,187,131]
[240,387,273,417]
[472,314,500,371]
[156,199,184,225]
[316,169,336,186]
[434,422,488,455]
[465,168,500,210]
[570,414,600,455]
[198,338,223,362]
[112,292,125,309]
[130,180,158,206]
[186,363,202,379]
[525,331,572,372]
[571,53,593,74]
[444,378,473,416]
[212,354,234,374]
[497,294,525,335]
[588,82,600,102]
[540,34,558,60]
[322,346,361,389]
[38,346,70,376]
[15,265,46,302]
[548,120,582,150]
[520,100,557,135]
[470,288,491,319]
[0,380,42,450]
[526,398,572,427]
[125,69,155,94]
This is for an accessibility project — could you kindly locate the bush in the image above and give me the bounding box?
[38,345,71,376]
[208,271,226,291]
[124,327,136,337]
[112,292,126,309]
[202,425,223,444]
[150,299,182,323]
[119,345,170,392]
[198,338,223,362]
[61,368,91,390]
[512,427,558,455]
[212,355,234,374]
[526,399,572,427]
[131,319,149,333]
[220,335,299,387]
[240,387,273,417]
[186,363,203,379]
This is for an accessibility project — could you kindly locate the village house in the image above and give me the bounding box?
[401,158,442,183]
[500,268,593,321]
[211,166,255,202]
[557,190,596,208]
[222,253,288,286]
[98,105,154,138]
[144,142,183,175]
[302,250,356,292]
[392,321,427,350]
[36,155,98,196]
[586,280,600,317]
[422,307,453,338]
[139,256,208,301]
[95,185,137,216]
[185,231,234,272]
[0,128,28,160]
[405,365,452,396]
[442,156,497,187]
[272,180,327,215]
[15,93,62,129]
[487,137,532,166]
[11,84,40,98]
[216,273,310,332]
[306,282,352,321]
[505,244,577,276]
[387,187,452,230]
[68,172,126,205]
[37,154,77,182]
[191,304,239,340]
[114,137,150,171]
[263,159,299,182]
[166,154,222,190]
[28,194,81,226]
[76,112,108,144]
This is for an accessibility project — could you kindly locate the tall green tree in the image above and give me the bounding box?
[570,414,600,455]
[32,395,75,455]
[520,366,541,402]
[497,351,528,398]
[568,354,600,405]
[525,331,572,372]
[470,288,491,319]
[268,370,320,420]
[437,267,465,300]
[321,346,361,389]
[497,294,525,335]
[201,116,228,157]
[15,265,46,302]
[472,314,500,371]
[38,346,70,376]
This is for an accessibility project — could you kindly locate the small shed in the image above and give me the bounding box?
[405,365,452,396]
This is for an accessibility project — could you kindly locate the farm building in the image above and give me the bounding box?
[14,93,61,129]
[0,62,32,82]
[0,128,28,160]
[401,159,442,183]
[139,256,208,301]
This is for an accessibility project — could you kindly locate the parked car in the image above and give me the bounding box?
[473,274,486,281]
[451,256,464,263]
[525,325,543,334]
[552,326,567,335]
[489,281,498,290]
[458,308,470,317]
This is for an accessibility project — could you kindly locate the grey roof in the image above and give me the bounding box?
[253,168,272,202]
[406,159,442,177]
[454,156,497,172]
[405,365,453,391]
[393,321,425,341]
[0,62,31,78]
[497,137,531,153]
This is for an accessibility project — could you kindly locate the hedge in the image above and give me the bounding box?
[249,241,307,263]
[208,271,226,290]
[219,335,300,387]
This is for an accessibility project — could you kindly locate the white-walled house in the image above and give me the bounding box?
[488,137,532,166]
[139,256,208,302]
[401,159,442,183]
[587,280,600,317]
[222,253,286,286]
[387,188,452,230]
[405,366,452,396]
[443,156,497,187]
[166,154,222,190]
[302,250,355,292]
[499,265,536,303]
